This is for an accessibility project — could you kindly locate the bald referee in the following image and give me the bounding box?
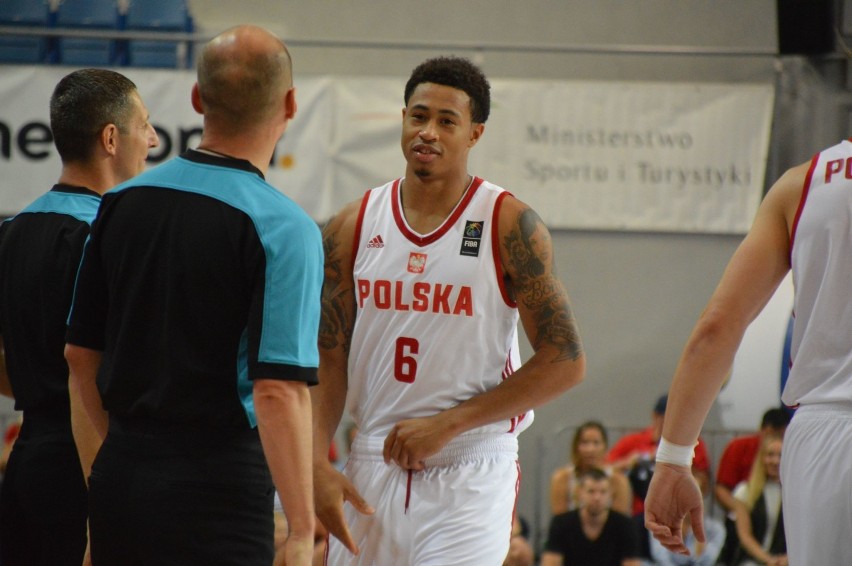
[65,26,321,565]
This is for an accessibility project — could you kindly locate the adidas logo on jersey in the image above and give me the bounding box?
[367,235,384,248]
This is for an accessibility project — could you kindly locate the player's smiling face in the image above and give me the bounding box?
[401,82,483,180]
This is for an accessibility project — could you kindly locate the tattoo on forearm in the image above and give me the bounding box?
[504,208,583,362]
[318,230,354,355]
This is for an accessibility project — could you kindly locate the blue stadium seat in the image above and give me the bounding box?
[0,0,50,25]
[0,36,46,64]
[55,0,119,66]
[125,0,192,68]
[0,0,51,64]
[125,0,190,30]
[56,0,117,27]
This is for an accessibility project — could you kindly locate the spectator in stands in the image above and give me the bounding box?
[649,468,725,565]
[550,420,632,516]
[541,468,642,566]
[715,407,790,565]
[731,434,786,566]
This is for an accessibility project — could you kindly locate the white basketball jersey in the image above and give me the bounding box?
[347,177,531,438]
[786,139,852,406]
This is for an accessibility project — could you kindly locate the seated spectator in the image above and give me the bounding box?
[550,420,632,516]
[715,407,790,565]
[541,468,642,566]
[649,468,725,565]
[731,434,787,566]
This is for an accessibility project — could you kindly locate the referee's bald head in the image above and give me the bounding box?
[196,25,293,133]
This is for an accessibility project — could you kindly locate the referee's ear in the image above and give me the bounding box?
[283,86,297,121]
[101,123,119,157]
[191,83,204,115]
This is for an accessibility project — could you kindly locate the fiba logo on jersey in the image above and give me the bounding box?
[460,220,484,257]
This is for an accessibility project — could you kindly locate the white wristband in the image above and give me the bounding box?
[655,438,695,467]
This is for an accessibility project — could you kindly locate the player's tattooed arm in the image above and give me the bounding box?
[318,216,357,356]
[502,207,583,362]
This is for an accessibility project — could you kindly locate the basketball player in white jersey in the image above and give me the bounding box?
[644,141,852,565]
[312,56,586,565]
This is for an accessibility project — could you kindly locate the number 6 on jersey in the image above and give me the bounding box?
[394,336,419,383]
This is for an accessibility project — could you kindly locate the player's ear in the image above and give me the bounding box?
[469,123,484,148]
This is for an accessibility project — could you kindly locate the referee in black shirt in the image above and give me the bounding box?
[0,69,158,566]
[65,26,321,566]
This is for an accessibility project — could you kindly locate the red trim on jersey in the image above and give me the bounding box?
[503,350,515,378]
[502,352,525,433]
[789,153,820,259]
[404,469,413,514]
[391,177,484,246]
[510,460,521,537]
[492,191,517,308]
[351,189,373,271]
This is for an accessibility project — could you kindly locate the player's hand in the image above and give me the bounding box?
[383,414,454,470]
[644,462,706,555]
[313,460,374,555]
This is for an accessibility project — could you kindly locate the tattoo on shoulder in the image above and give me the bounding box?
[503,208,582,362]
[318,229,354,354]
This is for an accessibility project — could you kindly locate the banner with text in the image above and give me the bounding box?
[0,66,773,233]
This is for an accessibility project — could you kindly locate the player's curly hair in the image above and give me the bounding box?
[403,56,491,123]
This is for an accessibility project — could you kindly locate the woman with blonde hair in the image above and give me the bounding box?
[549,421,632,516]
[732,433,787,566]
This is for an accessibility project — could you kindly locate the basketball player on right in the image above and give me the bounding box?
[312,56,585,564]
[644,141,852,564]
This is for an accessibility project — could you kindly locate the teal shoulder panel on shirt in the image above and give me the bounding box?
[18,190,100,225]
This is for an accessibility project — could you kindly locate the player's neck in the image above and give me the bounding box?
[400,173,472,233]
